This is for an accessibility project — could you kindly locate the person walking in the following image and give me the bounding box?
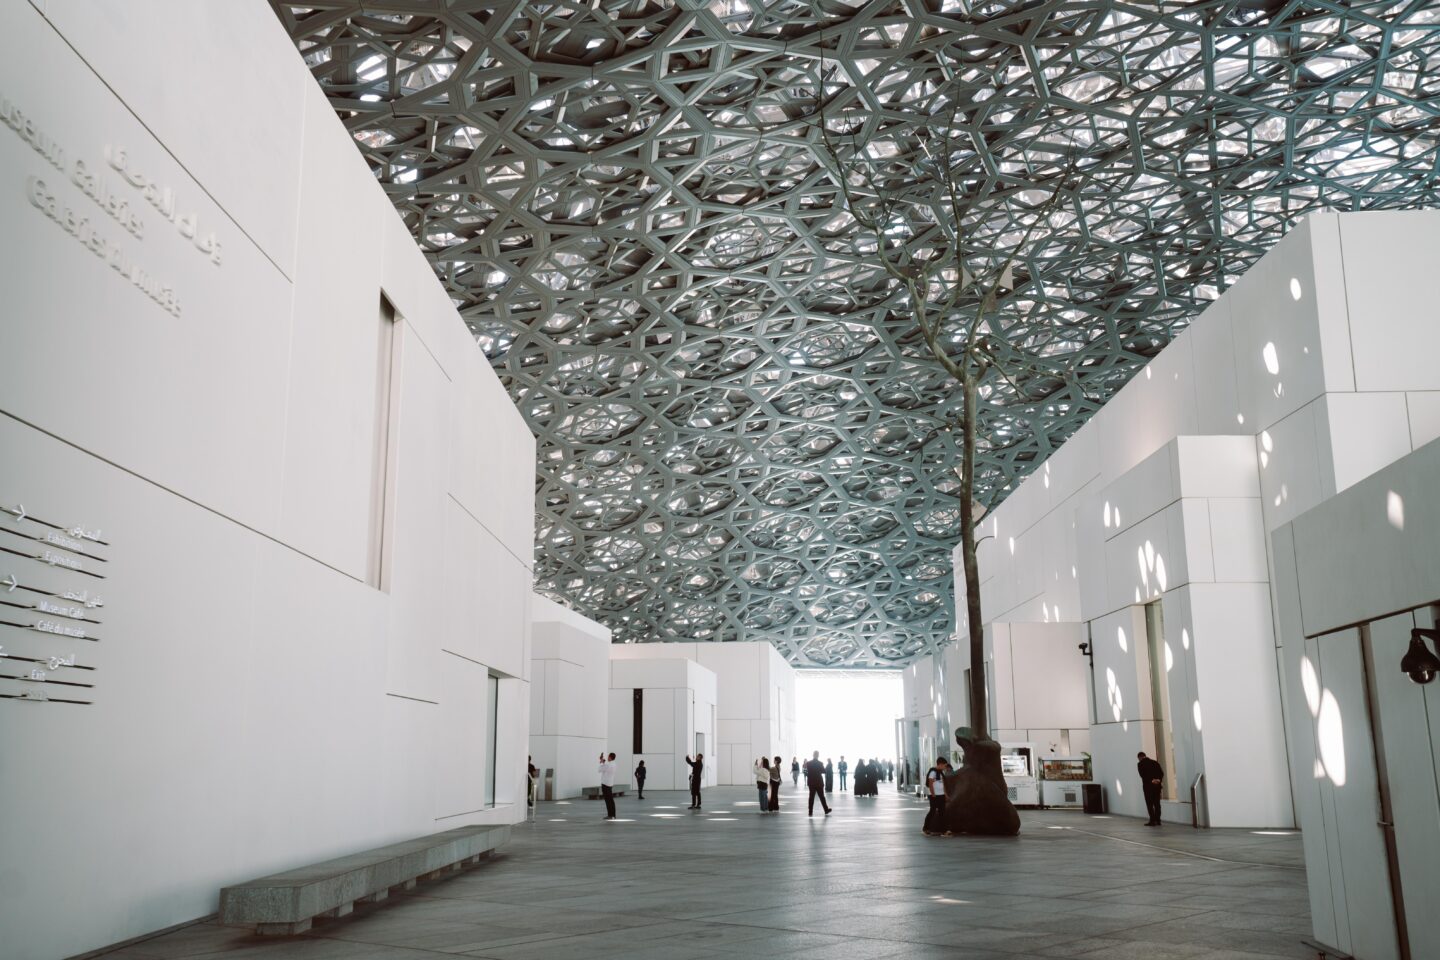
[838,756,849,791]
[768,755,782,812]
[685,753,704,809]
[754,757,771,811]
[824,758,834,794]
[923,757,950,835]
[634,759,647,800]
[1137,751,1165,826]
[598,752,618,820]
[804,751,832,816]
[791,757,801,788]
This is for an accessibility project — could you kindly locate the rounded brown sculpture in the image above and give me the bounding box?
[942,727,1021,836]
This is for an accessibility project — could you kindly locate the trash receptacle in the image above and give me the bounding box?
[1082,783,1104,814]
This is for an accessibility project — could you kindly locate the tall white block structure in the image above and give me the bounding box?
[899,209,1440,955]
[608,658,718,791]
[529,596,610,799]
[609,641,797,784]
[0,4,535,958]
[1272,439,1440,960]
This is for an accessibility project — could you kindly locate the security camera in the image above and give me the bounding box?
[1402,628,1440,685]
[1077,642,1090,655]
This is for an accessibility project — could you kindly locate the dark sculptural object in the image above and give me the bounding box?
[942,727,1021,836]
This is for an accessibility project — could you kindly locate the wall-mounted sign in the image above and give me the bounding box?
[3,87,227,321]
[0,501,109,706]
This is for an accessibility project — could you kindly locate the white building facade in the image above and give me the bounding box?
[609,641,797,785]
[903,209,1440,956]
[0,4,536,957]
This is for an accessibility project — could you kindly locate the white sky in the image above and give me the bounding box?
[795,671,903,765]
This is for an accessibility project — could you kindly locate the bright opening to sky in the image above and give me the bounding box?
[795,671,903,764]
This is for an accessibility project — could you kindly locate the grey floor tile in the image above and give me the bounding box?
[90,789,1317,960]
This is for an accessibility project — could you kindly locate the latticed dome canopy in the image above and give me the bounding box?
[273,0,1440,666]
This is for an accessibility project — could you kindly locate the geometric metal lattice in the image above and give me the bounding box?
[273,1,1440,666]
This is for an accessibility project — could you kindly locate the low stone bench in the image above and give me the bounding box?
[581,785,627,799]
[219,824,509,935]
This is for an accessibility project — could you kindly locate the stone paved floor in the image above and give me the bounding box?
[102,786,1314,960]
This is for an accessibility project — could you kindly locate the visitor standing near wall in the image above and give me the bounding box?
[923,758,950,835]
[769,756,782,812]
[754,757,771,812]
[791,757,800,787]
[685,753,704,809]
[824,758,834,793]
[598,752,618,820]
[805,751,832,816]
[1137,752,1165,826]
[839,756,849,791]
[634,760,646,800]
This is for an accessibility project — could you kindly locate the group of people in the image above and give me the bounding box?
[847,757,890,796]
[586,746,1173,830]
[752,756,783,812]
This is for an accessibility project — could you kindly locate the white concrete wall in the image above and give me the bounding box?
[986,622,1091,757]
[609,641,796,784]
[0,5,535,958]
[938,210,1440,833]
[607,658,718,791]
[529,596,610,799]
[1272,437,1440,960]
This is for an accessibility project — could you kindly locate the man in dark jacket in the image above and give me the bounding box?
[805,751,832,816]
[685,753,704,809]
[1137,751,1165,826]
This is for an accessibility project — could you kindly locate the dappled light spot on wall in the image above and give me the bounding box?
[1317,689,1346,787]
[1115,779,1123,797]
[1144,540,1155,570]
[1146,367,1152,379]
[1104,501,1112,528]
[1290,277,1303,301]
[1009,536,1015,555]
[1387,490,1404,530]
[1192,700,1203,731]
[1043,463,1051,488]
[1164,642,1174,673]
[1301,656,1321,716]
[1155,554,1167,591]
[1237,413,1245,425]
[1182,628,1190,650]
[1115,507,1122,525]
[1262,342,1280,375]
[1106,667,1123,722]
[1117,626,1128,652]
[1313,759,1326,779]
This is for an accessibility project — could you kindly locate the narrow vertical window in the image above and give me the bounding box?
[485,675,499,808]
[1144,601,1178,800]
[368,294,402,589]
[632,688,643,754]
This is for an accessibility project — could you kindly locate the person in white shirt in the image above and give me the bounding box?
[598,752,618,820]
[923,756,950,836]
[753,757,771,812]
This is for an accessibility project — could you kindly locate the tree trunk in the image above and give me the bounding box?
[957,371,989,740]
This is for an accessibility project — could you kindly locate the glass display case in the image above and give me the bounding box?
[1038,756,1096,809]
[1000,743,1040,807]
[1040,757,1092,782]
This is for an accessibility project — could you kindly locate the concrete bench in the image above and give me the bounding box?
[219,824,509,935]
[581,785,627,799]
